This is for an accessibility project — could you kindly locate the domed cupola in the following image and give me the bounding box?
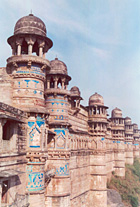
[70,86,81,97]
[124,117,133,143]
[111,107,122,118]
[49,58,68,75]
[7,13,53,58]
[45,58,71,96]
[14,14,47,37]
[124,117,132,125]
[70,86,82,108]
[89,92,104,106]
[110,107,125,141]
[88,92,108,136]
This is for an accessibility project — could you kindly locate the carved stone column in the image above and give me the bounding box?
[38,40,45,57]
[25,37,36,55]
[16,38,23,55]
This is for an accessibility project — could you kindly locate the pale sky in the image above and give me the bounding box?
[0,0,140,125]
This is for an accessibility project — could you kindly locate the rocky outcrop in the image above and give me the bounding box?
[107,189,125,207]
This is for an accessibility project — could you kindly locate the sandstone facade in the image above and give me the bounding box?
[0,14,139,207]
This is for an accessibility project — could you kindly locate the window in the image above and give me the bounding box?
[2,120,13,140]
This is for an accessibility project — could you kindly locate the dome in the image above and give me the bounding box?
[70,86,81,97]
[125,117,132,125]
[133,123,138,129]
[49,58,68,75]
[111,107,122,118]
[14,14,46,37]
[89,92,104,106]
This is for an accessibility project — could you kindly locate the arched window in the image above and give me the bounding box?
[32,40,39,56]
[21,39,28,54]
[50,77,54,88]
[57,78,62,88]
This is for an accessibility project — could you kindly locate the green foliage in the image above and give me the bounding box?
[107,158,140,207]
[128,195,139,207]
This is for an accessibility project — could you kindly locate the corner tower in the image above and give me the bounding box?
[6,14,53,207]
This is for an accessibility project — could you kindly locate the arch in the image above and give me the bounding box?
[21,39,28,54]
[50,77,54,88]
[32,40,39,56]
[57,77,62,88]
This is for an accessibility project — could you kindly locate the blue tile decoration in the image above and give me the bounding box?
[26,165,33,173]
[33,90,37,94]
[32,80,39,88]
[54,115,67,120]
[46,99,67,102]
[18,81,20,87]
[24,80,30,87]
[54,128,66,149]
[16,70,45,77]
[55,163,69,176]
[26,172,44,191]
[101,137,104,141]
[28,115,45,148]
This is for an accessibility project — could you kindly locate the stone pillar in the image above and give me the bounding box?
[16,38,23,55]
[17,44,21,55]
[62,80,65,89]
[28,44,33,55]
[25,37,36,55]
[54,78,58,89]
[38,40,45,57]
[47,78,50,89]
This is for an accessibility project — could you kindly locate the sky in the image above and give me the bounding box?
[0,0,140,125]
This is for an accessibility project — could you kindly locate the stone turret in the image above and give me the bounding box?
[124,117,134,164]
[7,13,53,207]
[133,123,139,158]
[45,58,71,207]
[110,107,125,177]
[88,92,108,207]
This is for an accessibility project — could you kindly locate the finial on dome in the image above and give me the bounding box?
[29,10,33,16]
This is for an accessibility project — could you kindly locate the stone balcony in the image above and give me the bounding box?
[7,55,50,67]
[45,88,71,96]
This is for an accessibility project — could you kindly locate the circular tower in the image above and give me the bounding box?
[110,107,125,177]
[88,93,108,207]
[124,117,134,164]
[45,58,71,207]
[133,123,139,158]
[7,14,53,207]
